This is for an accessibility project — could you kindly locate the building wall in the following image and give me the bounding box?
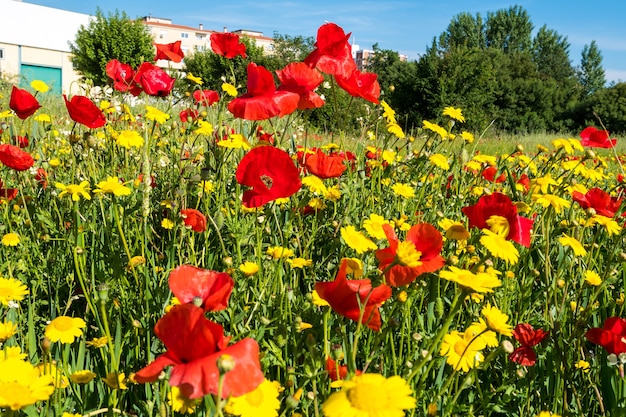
[0,0,91,94]
[0,1,277,92]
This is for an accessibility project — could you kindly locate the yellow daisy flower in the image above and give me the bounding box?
[340,226,377,254]
[70,370,97,384]
[391,183,415,199]
[239,261,260,276]
[440,330,486,372]
[45,316,86,344]
[0,277,29,305]
[1,232,20,247]
[443,106,465,122]
[226,379,283,417]
[145,105,170,124]
[322,373,416,417]
[481,304,513,336]
[55,181,91,201]
[0,358,55,410]
[93,176,132,196]
[363,213,391,240]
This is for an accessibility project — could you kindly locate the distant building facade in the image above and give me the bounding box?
[141,16,274,70]
[0,0,91,94]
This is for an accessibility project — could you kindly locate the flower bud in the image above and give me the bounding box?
[217,354,236,374]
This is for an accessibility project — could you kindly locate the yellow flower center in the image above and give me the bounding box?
[454,339,468,356]
[0,287,13,297]
[53,317,74,331]
[347,382,387,411]
[486,215,510,237]
[396,241,422,268]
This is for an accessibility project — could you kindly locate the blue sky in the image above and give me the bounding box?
[26,0,626,83]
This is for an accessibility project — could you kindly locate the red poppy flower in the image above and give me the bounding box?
[133,62,176,97]
[481,166,505,183]
[134,304,264,399]
[586,317,626,355]
[315,258,392,331]
[228,63,299,120]
[304,23,357,77]
[34,168,48,188]
[155,40,184,63]
[9,86,41,119]
[508,323,549,366]
[236,145,302,208]
[303,149,347,179]
[375,223,445,287]
[193,89,219,106]
[572,187,622,218]
[335,69,381,104]
[105,59,139,94]
[179,109,199,123]
[15,135,29,149]
[180,208,207,232]
[168,265,233,312]
[0,144,35,171]
[0,179,18,200]
[580,126,617,148]
[63,95,106,128]
[210,33,247,59]
[462,192,533,247]
[516,173,530,193]
[276,62,325,110]
[325,357,362,381]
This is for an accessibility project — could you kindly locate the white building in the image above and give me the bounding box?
[0,0,91,94]
[0,0,276,93]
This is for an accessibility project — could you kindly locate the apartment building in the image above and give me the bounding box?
[142,16,274,70]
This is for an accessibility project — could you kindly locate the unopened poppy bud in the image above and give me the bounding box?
[586,207,596,216]
[217,354,236,374]
[501,340,514,353]
[40,336,51,354]
[223,257,233,266]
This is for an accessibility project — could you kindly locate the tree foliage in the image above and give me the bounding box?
[532,25,574,81]
[485,5,533,53]
[69,9,155,86]
[579,40,606,96]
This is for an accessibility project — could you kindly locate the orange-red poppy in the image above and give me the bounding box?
[64,95,107,128]
[462,192,533,247]
[168,265,233,312]
[9,86,41,119]
[236,145,302,208]
[154,40,185,63]
[228,63,299,120]
[0,144,35,171]
[376,223,445,287]
[276,62,325,110]
[580,126,617,148]
[134,304,264,399]
[509,323,549,366]
[180,208,207,232]
[210,33,247,59]
[315,259,391,331]
[304,23,356,77]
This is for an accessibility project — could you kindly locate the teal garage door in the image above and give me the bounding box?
[20,64,62,94]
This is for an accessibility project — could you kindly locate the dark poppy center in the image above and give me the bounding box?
[260,174,273,189]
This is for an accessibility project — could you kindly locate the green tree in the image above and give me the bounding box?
[438,12,485,50]
[69,9,155,86]
[183,37,271,90]
[485,5,533,53]
[579,40,606,96]
[532,25,574,81]
[271,33,315,66]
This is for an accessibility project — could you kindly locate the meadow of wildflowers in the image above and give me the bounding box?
[0,22,625,417]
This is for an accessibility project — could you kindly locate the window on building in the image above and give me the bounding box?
[196,34,205,41]
[0,49,4,59]
[181,32,189,38]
